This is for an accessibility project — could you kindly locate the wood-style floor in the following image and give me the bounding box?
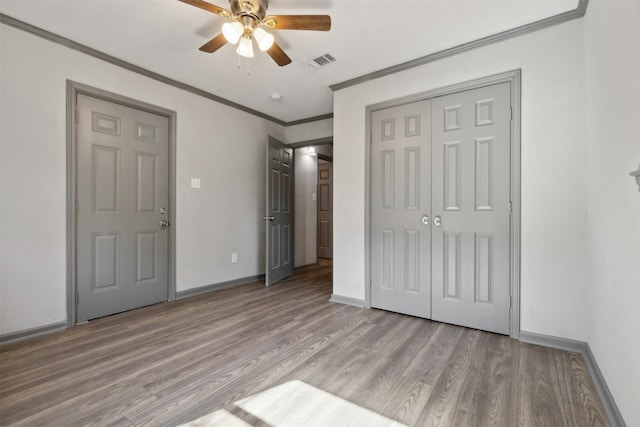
[0,261,608,426]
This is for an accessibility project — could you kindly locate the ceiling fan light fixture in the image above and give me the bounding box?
[236,36,255,57]
[253,27,274,51]
[222,21,244,44]
[180,0,331,67]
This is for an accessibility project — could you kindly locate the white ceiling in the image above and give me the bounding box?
[0,0,578,123]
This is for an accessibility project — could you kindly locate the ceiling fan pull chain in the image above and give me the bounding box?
[236,56,251,76]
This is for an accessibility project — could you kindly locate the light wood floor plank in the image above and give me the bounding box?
[473,333,520,426]
[416,328,483,426]
[553,350,609,425]
[402,322,465,385]
[379,377,433,426]
[518,343,571,427]
[0,263,608,426]
[339,316,439,418]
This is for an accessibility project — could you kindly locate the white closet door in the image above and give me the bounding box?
[431,82,512,334]
[371,101,431,318]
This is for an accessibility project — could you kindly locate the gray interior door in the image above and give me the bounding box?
[266,136,294,285]
[431,82,511,334]
[370,101,432,318]
[76,94,169,322]
[317,160,333,259]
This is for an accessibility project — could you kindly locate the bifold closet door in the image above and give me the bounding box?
[430,82,512,335]
[371,101,432,318]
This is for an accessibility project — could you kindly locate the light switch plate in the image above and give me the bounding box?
[191,178,201,189]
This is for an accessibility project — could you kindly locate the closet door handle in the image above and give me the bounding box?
[421,215,429,225]
[433,216,441,226]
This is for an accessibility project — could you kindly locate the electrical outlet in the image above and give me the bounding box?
[191,178,201,189]
[231,253,238,264]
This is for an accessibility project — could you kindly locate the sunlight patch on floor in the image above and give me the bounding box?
[179,380,406,426]
[234,380,407,427]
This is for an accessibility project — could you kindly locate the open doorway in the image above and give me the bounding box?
[317,158,332,259]
[293,144,333,269]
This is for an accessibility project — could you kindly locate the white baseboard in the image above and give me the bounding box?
[176,275,265,299]
[0,321,67,345]
[329,294,365,308]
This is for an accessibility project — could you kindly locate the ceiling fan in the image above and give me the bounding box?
[179,0,331,66]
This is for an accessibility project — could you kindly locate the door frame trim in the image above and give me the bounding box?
[66,80,177,327]
[364,69,522,339]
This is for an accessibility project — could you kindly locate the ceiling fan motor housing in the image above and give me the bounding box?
[178,0,329,66]
[230,0,268,21]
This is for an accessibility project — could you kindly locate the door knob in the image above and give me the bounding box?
[433,216,441,226]
[263,216,275,221]
[421,215,429,225]
[160,220,170,229]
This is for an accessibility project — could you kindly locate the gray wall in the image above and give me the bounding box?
[583,2,640,425]
[0,23,286,334]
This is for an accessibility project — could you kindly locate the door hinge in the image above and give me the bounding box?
[509,201,512,215]
[509,107,513,121]
[75,109,79,124]
[76,200,79,215]
[75,290,79,305]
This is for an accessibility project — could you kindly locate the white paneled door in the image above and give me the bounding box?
[266,136,294,286]
[431,83,511,334]
[371,82,512,334]
[371,101,432,318]
[76,94,169,322]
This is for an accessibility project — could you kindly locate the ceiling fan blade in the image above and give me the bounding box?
[267,42,292,67]
[199,33,228,53]
[264,15,331,31]
[178,0,232,18]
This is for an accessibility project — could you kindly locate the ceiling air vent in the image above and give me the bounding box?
[308,52,337,70]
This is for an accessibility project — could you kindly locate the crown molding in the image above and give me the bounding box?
[330,0,589,91]
[286,113,334,127]
[0,13,294,125]
[2,0,588,124]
